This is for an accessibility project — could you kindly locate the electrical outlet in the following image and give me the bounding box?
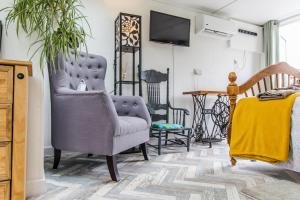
[193,68,202,76]
[233,59,238,65]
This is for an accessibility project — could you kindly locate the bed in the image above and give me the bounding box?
[227,62,300,169]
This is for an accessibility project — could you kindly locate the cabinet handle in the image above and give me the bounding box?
[17,73,25,80]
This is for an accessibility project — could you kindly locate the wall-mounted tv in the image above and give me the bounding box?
[150,11,191,47]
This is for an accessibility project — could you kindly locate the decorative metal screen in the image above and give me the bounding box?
[115,13,141,49]
[121,15,140,47]
[114,13,142,96]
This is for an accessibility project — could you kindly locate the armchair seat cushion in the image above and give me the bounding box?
[117,116,148,136]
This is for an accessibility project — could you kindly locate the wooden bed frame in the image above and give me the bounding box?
[227,62,300,165]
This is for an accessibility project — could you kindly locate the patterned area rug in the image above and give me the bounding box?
[29,142,300,200]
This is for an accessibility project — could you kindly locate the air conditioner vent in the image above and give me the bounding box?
[196,14,237,38]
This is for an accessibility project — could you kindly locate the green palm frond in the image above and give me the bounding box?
[1,0,90,72]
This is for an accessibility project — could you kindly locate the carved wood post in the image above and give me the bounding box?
[227,72,238,166]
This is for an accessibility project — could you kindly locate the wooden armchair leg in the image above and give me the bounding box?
[106,155,120,182]
[140,143,149,160]
[53,149,61,169]
[230,157,237,166]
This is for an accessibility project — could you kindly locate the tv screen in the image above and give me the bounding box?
[150,11,190,47]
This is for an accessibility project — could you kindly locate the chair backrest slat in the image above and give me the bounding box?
[276,74,279,88]
[251,87,255,96]
[270,76,274,90]
[263,78,268,91]
[257,82,261,93]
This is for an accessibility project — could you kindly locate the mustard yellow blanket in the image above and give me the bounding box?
[230,94,300,163]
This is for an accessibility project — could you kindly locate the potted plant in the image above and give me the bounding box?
[1,0,90,70]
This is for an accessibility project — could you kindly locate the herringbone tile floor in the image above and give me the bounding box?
[29,141,300,200]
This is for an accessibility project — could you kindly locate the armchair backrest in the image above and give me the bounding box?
[48,51,107,93]
[141,68,169,123]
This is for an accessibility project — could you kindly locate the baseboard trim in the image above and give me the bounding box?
[26,178,47,198]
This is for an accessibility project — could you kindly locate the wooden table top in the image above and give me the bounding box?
[183,90,228,95]
[0,59,33,76]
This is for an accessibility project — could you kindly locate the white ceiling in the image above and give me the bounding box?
[155,0,300,25]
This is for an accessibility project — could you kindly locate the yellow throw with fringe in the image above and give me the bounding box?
[230,94,300,163]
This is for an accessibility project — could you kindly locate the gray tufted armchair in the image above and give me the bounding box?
[48,52,151,181]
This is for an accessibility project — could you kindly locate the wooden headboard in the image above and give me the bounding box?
[226,62,300,165]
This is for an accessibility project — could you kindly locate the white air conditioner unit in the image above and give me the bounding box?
[195,14,237,38]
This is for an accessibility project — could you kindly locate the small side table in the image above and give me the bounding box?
[183,90,230,148]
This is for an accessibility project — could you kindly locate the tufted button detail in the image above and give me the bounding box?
[69,73,72,77]
[98,65,101,69]
[70,61,74,65]
[125,112,129,115]
[85,76,89,80]
[90,56,94,59]
[92,87,95,90]
[123,101,127,104]
[77,74,80,78]
[88,65,92,69]
[133,102,138,106]
[94,75,99,79]
[79,64,82,68]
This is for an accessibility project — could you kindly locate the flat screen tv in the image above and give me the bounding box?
[150,11,190,47]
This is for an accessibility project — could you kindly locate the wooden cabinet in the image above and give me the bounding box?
[0,66,13,104]
[0,143,11,181]
[0,105,12,142]
[0,181,10,200]
[0,60,32,200]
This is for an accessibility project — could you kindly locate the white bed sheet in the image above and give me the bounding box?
[277,97,300,172]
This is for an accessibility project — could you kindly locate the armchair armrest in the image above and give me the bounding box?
[111,96,151,127]
[51,88,120,153]
[168,103,190,115]
[168,102,190,126]
[54,89,119,129]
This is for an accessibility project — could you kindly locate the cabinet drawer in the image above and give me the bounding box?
[0,105,12,142]
[0,181,10,200]
[0,66,13,104]
[0,142,11,181]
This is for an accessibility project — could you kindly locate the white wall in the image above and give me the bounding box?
[0,0,263,197]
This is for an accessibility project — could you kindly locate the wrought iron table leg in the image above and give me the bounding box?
[187,129,191,152]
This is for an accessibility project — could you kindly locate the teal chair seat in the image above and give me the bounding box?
[151,123,183,130]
